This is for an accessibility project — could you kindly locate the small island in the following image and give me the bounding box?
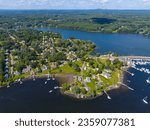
[0,29,126,99]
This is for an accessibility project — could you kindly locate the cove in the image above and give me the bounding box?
[38,28,150,56]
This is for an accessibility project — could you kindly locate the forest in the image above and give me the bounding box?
[0,10,150,36]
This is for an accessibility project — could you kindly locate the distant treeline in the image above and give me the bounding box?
[0,10,150,36]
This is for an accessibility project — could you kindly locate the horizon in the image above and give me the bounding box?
[0,0,150,10]
[0,9,150,11]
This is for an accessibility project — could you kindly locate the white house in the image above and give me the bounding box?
[85,77,91,83]
[42,65,48,71]
[101,72,111,79]
[78,76,82,82]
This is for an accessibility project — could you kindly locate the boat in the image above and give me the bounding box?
[142,96,148,104]
[7,84,10,88]
[52,75,55,80]
[104,90,111,100]
[20,81,23,84]
[131,73,135,76]
[146,77,150,84]
[49,90,53,93]
[45,81,47,84]
[54,86,59,89]
[127,80,131,83]
[107,95,112,100]
[47,77,51,81]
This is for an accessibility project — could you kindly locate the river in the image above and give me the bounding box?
[0,28,150,113]
[38,28,150,56]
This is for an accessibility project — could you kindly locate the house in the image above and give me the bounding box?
[84,87,89,91]
[85,77,91,83]
[42,65,48,71]
[60,64,65,67]
[101,72,111,79]
[78,76,82,82]
[5,58,8,62]
[104,69,112,73]
[14,71,20,76]
[77,58,81,61]
[22,66,31,73]
[84,67,87,71]
[92,75,96,79]
[4,74,8,79]
[5,69,8,73]
[50,62,57,69]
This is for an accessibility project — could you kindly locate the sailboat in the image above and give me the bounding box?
[142,96,148,104]
[146,77,150,84]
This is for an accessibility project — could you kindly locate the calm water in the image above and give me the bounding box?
[0,71,150,113]
[0,28,150,113]
[38,28,150,56]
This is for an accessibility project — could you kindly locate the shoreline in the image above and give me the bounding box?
[0,66,130,100]
[40,26,150,38]
[60,66,129,100]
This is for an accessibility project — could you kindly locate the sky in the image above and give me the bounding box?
[0,0,150,10]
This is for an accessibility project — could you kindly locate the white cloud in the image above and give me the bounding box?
[92,0,109,3]
[1,0,150,9]
[142,0,150,2]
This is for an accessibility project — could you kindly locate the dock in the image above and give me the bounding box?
[118,82,134,91]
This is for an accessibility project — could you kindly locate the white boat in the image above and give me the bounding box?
[7,84,10,88]
[146,77,150,84]
[54,86,59,89]
[142,96,148,104]
[127,80,131,83]
[49,90,53,93]
[131,73,135,76]
[52,77,55,80]
[107,95,112,100]
[45,81,47,84]
[20,81,23,84]
[47,78,51,81]
[104,90,112,100]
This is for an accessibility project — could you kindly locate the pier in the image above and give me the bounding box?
[123,70,134,76]
[119,56,150,61]
[104,90,112,100]
[118,82,134,91]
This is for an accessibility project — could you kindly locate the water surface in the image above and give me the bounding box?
[0,28,150,113]
[38,28,150,56]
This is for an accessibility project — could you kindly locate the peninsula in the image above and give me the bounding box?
[0,28,126,99]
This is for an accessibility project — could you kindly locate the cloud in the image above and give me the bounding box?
[92,0,109,3]
[0,0,150,9]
